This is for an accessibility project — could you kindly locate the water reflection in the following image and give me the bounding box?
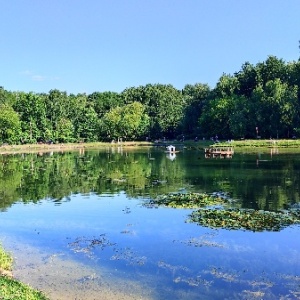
[166,152,176,161]
[0,149,300,299]
[1,148,300,211]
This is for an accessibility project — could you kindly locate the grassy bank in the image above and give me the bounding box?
[1,139,300,156]
[216,139,300,148]
[0,141,153,155]
[0,140,213,155]
[209,139,300,154]
[0,244,48,300]
[152,138,300,150]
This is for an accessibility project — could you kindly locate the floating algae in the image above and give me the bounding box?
[144,192,235,209]
[145,192,300,232]
[188,208,300,232]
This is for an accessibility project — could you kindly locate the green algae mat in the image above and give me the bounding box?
[146,192,300,232]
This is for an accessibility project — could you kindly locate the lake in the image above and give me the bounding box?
[0,147,300,299]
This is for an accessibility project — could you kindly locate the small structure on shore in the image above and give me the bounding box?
[204,147,234,158]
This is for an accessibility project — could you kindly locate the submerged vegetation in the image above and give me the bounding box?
[0,150,300,298]
[146,192,300,232]
[0,244,48,300]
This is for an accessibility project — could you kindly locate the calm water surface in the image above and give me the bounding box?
[0,147,299,299]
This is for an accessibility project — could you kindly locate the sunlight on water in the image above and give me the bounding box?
[0,149,300,299]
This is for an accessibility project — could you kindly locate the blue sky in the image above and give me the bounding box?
[1,1,299,94]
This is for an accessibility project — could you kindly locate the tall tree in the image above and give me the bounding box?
[199,97,232,139]
[88,91,123,117]
[100,102,149,140]
[214,74,239,98]
[251,79,299,138]
[143,84,184,139]
[13,92,48,143]
[228,95,251,138]
[45,89,69,140]
[181,83,211,136]
[235,62,261,97]
[74,105,100,142]
[257,56,288,86]
[0,104,21,144]
[0,87,17,106]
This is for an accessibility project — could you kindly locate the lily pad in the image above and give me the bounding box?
[145,192,234,209]
[188,208,300,232]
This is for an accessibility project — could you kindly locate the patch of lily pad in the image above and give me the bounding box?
[188,208,300,232]
[145,192,234,209]
[145,192,300,232]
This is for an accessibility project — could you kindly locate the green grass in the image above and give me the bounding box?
[0,276,49,300]
[0,245,13,272]
[171,139,300,151]
[0,244,49,300]
[215,139,300,148]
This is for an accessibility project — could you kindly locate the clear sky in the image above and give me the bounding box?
[1,1,299,94]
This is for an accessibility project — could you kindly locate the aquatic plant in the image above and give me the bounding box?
[145,192,300,232]
[145,192,234,209]
[68,234,116,256]
[188,208,300,232]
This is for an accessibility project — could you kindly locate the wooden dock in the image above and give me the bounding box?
[204,147,234,158]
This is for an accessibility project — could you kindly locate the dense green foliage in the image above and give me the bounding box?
[1,56,300,144]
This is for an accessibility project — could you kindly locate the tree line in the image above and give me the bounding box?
[1,55,300,144]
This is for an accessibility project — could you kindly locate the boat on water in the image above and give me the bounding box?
[165,145,180,153]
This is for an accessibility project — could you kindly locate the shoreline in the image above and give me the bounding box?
[1,240,152,300]
[0,141,153,155]
[1,139,300,156]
